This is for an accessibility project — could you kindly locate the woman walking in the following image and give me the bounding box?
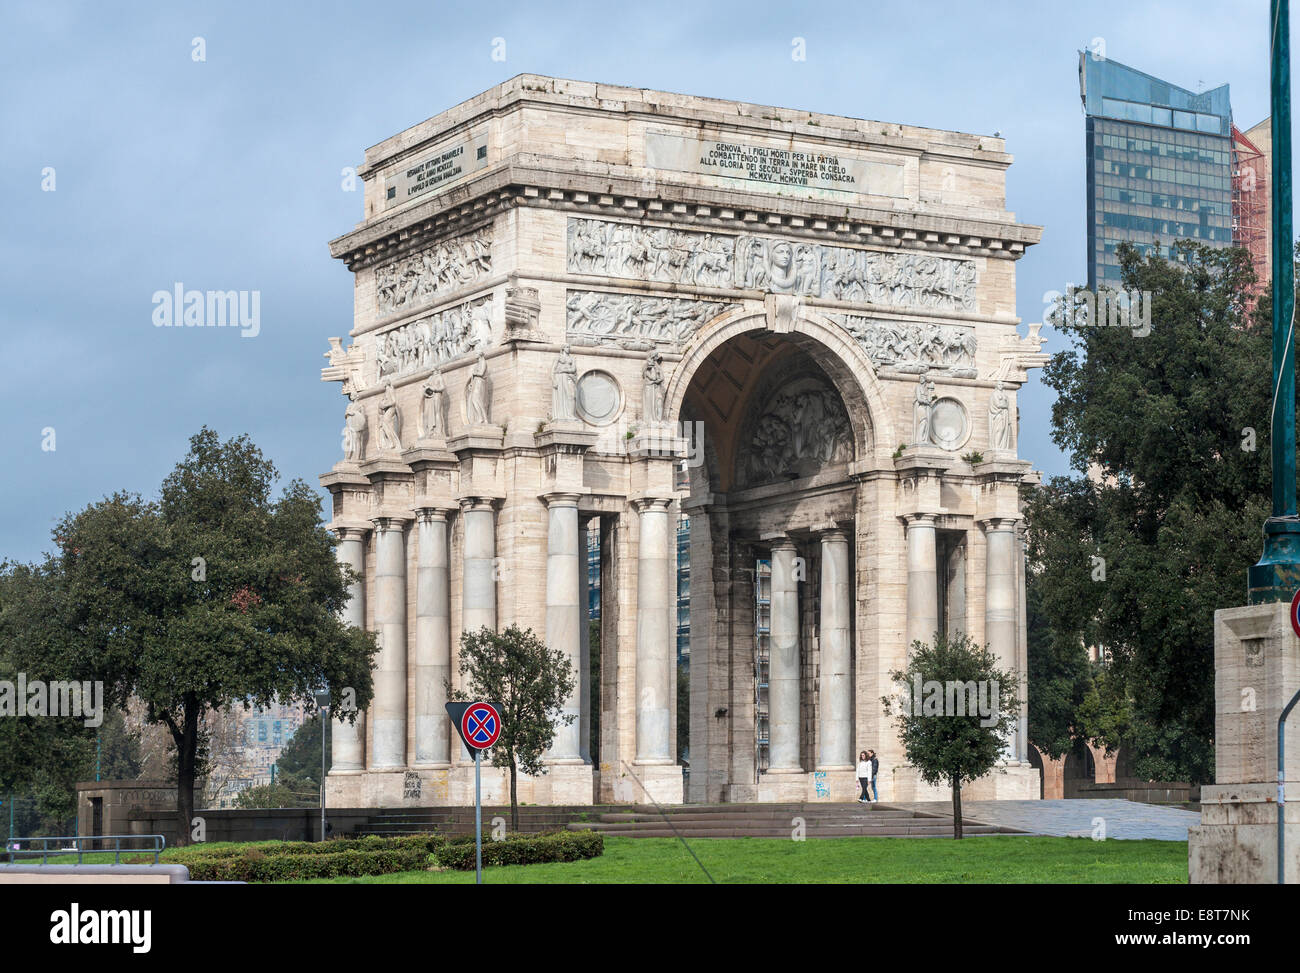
[856,750,873,804]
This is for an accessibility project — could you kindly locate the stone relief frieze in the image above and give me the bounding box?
[830,313,977,376]
[375,228,492,316]
[567,218,734,286]
[742,377,854,487]
[565,290,738,350]
[373,296,493,380]
[566,218,977,313]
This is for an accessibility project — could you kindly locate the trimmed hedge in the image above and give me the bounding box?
[433,830,603,870]
[181,846,431,882]
[128,834,445,864]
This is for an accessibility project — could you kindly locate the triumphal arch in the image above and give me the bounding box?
[320,76,1047,807]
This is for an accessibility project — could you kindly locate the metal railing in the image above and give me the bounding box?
[5,834,166,865]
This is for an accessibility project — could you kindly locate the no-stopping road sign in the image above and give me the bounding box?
[447,701,502,751]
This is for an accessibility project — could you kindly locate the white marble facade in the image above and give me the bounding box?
[320,76,1047,807]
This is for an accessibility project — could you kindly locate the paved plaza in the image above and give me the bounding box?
[895,799,1201,841]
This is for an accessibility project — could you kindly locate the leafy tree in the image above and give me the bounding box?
[1025,566,1093,760]
[234,780,304,809]
[450,625,577,832]
[7,429,378,844]
[883,632,1020,838]
[274,713,331,798]
[1027,241,1280,782]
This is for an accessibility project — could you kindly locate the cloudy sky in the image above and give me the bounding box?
[0,0,1279,562]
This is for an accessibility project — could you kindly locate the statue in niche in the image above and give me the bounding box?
[343,391,367,462]
[420,368,445,440]
[551,344,578,421]
[642,351,666,424]
[913,371,934,445]
[466,352,490,425]
[989,379,1012,451]
[378,380,402,452]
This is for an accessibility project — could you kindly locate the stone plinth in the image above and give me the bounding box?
[1190,602,1300,883]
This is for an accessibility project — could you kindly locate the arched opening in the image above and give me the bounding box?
[668,310,880,802]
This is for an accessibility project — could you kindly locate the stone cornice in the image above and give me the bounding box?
[329,161,1041,273]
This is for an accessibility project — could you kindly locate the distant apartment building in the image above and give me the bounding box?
[1079,52,1238,290]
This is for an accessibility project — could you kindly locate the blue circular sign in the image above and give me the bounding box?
[461,702,501,749]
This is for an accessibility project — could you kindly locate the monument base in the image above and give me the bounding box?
[326,762,597,808]
[1189,602,1300,883]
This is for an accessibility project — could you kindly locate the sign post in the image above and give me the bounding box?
[446,701,502,884]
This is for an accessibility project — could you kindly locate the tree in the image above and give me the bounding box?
[883,632,1020,838]
[7,428,378,844]
[1026,241,1279,782]
[450,625,577,832]
[1025,566,1094,761]
[274,714,331,799]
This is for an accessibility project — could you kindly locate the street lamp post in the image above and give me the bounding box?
[1251,0,1300,604]
[314,689,330,842]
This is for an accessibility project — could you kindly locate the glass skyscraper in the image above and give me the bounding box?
[1079,52,1234,290]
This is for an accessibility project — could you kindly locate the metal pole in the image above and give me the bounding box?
[475,748,482,885]
[1252,0,1300,602]
[1280,688,1300,883]
[321,708,327,842]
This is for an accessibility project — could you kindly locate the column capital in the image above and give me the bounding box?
[901,512,938,528]
[458,495,501,513]
[414,504,457,524]
[978,516,1021,533]
[817,527,851,545]
[631,496,674,514]
[540,491,582,508]
[761,531,798,552]
[370,515,412,532]
[333,524,372,542]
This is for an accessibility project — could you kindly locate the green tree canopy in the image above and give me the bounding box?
[450,625,576,832]
[1026,241,1282,782]
[5,428,378,843]
[883,632,1020,838]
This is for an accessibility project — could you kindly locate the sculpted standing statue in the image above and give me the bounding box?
[343,391,367,462]
[989,379,1012,451]
[466,352,490,425]
[420,368,445,439]
[913,371,934,445]
[551,344,578,421]
[378,380,402,452]
[643,351,666,424]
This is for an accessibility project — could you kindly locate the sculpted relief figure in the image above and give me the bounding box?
[642,351,666,424]
[565,291,737,350]
[551,344,578,422]
[343,391,367,462]
[913,371,934,445]
[420,368,445,440]
[374,229,492,315]
[745,380,854,485]
[567,218,734,287]
[466,352,491,425]
[374,296,492,381]
[989,380,1012,451]
[377,381,402,452]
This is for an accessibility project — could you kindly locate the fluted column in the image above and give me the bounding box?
[904,514,938,653]
[983,517,1019,760]
[460,498,497,635]
[634,498,673,764]
[331,527,367,772]
[544,493,583,763]
[414,507,452,766]
[769,537,802,773]
[370,517,409,769]
[817,529,853,770]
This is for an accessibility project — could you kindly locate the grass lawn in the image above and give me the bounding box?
[299,835,1189,884]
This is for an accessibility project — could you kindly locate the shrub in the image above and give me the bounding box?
[181,846,431,882]
[128,834,444,865]
[432,830,603,871]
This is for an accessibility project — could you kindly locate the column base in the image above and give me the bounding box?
[608,762,684,804]
[754,770,860,801]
